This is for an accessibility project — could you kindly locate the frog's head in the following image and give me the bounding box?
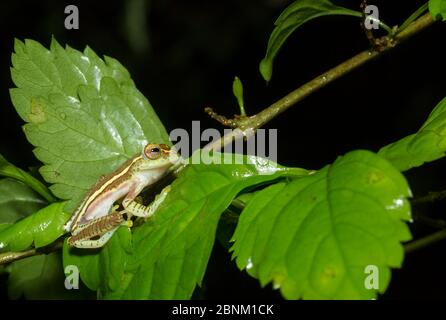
[139,143,179,170]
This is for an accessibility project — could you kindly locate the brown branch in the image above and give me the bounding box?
[412,213,446,228]
[207,13,434,131]
[411,189,446,206]
[0,238,64,265]
[405,229,446,253]
[0,248,38,265]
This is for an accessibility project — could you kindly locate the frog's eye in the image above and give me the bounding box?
[144,144,162,160]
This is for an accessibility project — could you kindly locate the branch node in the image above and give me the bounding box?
[204,107,248,129]
[360,0,397,52]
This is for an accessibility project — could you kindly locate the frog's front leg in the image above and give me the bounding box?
[122,185,171,219]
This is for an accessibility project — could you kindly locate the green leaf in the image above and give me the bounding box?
[379,97,446,171]
[0,154,55,203]
[0,202,69,252]
[260,0,360,81]
[0,178,47,224]
[65,152,309,299]
[429,0,446,20]
[231,150,412,300]
[7,251,90,299]
[10,38,171,211]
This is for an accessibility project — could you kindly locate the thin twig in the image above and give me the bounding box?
[204,107,238,128]
[411,189,446,205]
[207,13,434,131]
[0,238,64,265]
[412,213,446,228]
[405,229,446,253]
[0,248,38,264]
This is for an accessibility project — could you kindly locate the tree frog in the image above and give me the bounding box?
[64,143,179,249]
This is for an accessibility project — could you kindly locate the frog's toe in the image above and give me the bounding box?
[123,220,133,228]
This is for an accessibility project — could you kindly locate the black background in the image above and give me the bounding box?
[0,0,446,299]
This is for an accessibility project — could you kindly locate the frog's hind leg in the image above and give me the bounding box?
[68,211,131,249]
[68,219,131,249]
[69,229,117,249]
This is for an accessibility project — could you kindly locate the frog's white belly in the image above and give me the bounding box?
[79,181,133,224]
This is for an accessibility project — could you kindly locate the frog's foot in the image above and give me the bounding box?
[122,219,133,228]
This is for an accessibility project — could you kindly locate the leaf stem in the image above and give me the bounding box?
[405,229,446,253]
[350,5,394,35]
[411,189,446,205]
[379,21,394,35]
[415,215,446,228]
[239,103,247,117]
[397,2,429,35]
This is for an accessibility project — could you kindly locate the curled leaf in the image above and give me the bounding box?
[260,0,360,81]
